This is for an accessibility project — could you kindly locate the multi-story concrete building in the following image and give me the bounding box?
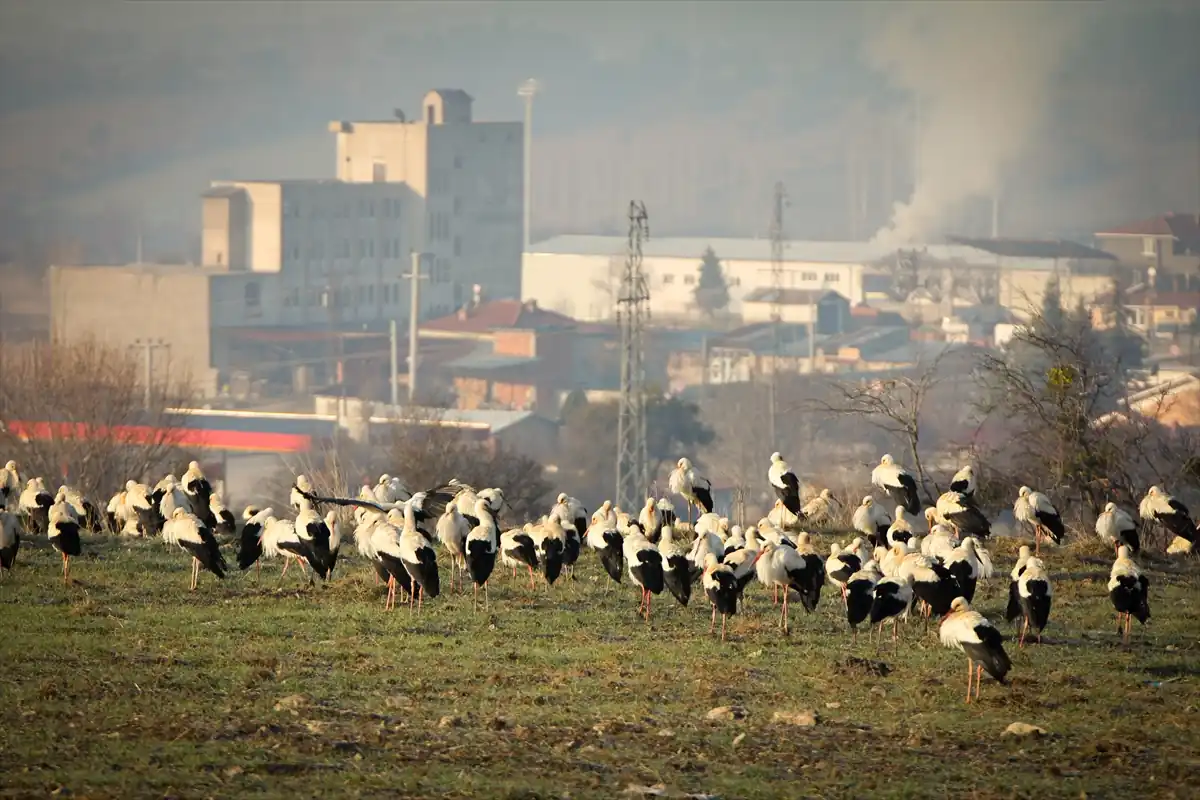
[330,89,524,304]
[201,179,453,326]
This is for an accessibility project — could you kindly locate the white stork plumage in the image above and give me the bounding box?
[1096,502,1138,555]
[767,452,803,518]
[940,597,1012,703]
[852,496,892,546]
[1017,556,1052,647]
[0,509,21,579]
[1139,486,1195,546]
[1014,486,1064,554]
[871,454,920,516]
[163,507,226,590]
[669,457,714,520]
[1005,544,1033,625]
[623,522,665,621]
[948,464,975,497]
[1108,545,1150,644]
[47,489,82,582]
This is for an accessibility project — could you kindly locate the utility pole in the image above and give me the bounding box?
[615,201,650,511]
[321,280,343,451]
[518,78,540,252]
[768,182,788,449]
[129,339,170,408]
[404,252,430,405]
[389,318,399,409]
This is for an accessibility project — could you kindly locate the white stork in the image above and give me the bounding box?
[669,457,714,522]
[1017,556,1052,647]
[767,452,804,518]
[1109,545,1150,644]
[940,597,1012,703]
[1096,502,1138,555]
[871,454,920,515]
[1139,486,1195,546]
[163,507,226,590]
[1014,486,1064,554]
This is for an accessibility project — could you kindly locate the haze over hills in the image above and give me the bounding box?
[1,1,1198,264]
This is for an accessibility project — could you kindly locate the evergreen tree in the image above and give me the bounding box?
[1040,274,1066,333]
[694,247,730,315]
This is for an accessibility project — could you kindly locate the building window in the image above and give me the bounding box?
[367,239,375,258]
[663,274,675,285]
[453,197,462,214]
[427,103,437,124]
[373,162,387,182]
[453,236,462,257]
[356,286,364,304]
[393,200,402,218]
[244,282,261,308]
[823,272,840,282]
[367,200,375,218]
[729,276,741,286]
[684,274,695,285]
[1143,237,1158,257]
[801,271,818,282]
[367,285,375,304]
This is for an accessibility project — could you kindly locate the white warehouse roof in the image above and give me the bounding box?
[528,234,1092,271]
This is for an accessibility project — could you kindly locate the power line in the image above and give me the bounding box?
[615,200,650,511]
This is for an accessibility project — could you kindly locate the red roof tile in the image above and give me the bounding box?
[421,299,579,334]
[1097,212,1200,239]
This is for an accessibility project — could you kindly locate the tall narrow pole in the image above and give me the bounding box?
[768,182,787,448]
[143,341,152,408]
[389,318,399,408]
[518,79,540,252]
[404,252,429,405]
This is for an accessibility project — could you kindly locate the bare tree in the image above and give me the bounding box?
[803,350,962,505]
[0,338,195,500]
[379,407,552,523]
[968,297,1195,534]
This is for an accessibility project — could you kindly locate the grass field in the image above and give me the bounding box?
[2,530,1199,799]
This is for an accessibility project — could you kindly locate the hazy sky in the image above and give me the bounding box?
[1,1,1198,259]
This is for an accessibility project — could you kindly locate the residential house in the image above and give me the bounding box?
[419,290,613,412]
[1094,213,1200,284]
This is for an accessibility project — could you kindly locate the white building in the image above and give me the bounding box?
[330,89,524,304]
[202,179,454,327]
[521,235,873,322]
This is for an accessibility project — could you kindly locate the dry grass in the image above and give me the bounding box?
[2,530,1198,799]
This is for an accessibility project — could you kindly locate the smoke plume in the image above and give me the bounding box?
[866,4,1086,245]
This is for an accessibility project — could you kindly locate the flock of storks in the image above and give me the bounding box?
[0,449,1192,703]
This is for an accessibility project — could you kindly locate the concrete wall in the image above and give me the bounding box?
[997,269,1113,320]
[1096,233,1200,275]
[201,191,248,270]
[521,251,866,322]
[49,266,218,396]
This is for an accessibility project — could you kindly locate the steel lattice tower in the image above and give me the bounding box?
[767,182,787,446]
[616,201,650,511]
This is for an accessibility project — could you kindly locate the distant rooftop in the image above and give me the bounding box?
[947,236,1116,261]
[742,288,845,306]
[1096,212,1200,241]
[422,297,579,334]
[528,234,1080,269]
